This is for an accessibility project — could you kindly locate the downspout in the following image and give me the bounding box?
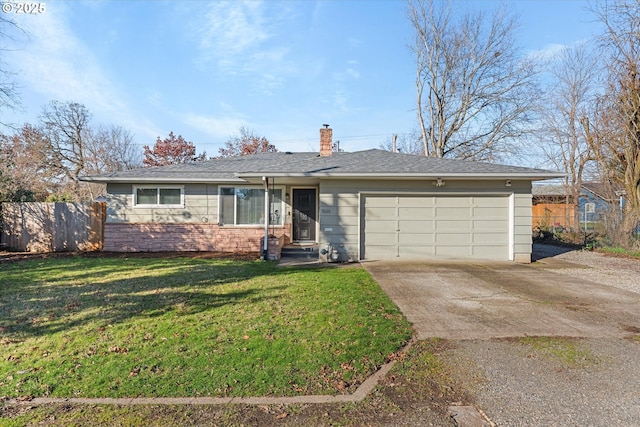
[262,176,269,260]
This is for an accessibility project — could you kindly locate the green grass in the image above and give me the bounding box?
[0,256,412,398]
[518,337,597,367]
[597,246,640,258]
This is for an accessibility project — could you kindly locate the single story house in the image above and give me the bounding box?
[80,127,561,263]
[532,182,625,232]
[532,184,576,231]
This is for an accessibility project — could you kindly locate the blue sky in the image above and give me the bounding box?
[3,0,600,162]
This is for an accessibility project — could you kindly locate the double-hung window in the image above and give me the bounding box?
[133,186,184,208]
[219,186,283,226]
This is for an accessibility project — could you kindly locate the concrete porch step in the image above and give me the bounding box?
[281,244,319,259]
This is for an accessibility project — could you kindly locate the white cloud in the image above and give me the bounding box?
[198,1,272,58]
[10,6,120,111]
[184,114,246,139]
[333,90,348,112]
[5,4,161,142]
[346,68,360,79]
[190,1,298,94]
[528,43,569,61]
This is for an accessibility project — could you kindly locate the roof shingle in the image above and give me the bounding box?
[80,149,561,183]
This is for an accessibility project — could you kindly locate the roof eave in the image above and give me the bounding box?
[78,176,247,184]
[236,172,565,180]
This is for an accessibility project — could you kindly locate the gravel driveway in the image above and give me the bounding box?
[365,245,640,426]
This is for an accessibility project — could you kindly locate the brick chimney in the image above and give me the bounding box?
[320,124,332,156]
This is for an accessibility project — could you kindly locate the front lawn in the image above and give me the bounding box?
[0,255,412,398]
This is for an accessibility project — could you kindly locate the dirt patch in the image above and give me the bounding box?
[621,324,640,334]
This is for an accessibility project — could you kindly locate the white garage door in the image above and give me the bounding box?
[362,195,510,261]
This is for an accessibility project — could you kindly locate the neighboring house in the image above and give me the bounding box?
[80,127,560,263]
[532,182,624,232]
[580,182,625,231]
[532,184,576,231]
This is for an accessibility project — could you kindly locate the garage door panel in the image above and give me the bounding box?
[365,220,396,233]
[436,197,471,207]
[399,220,435,232]
[473,232,508,244]
[399,207,432,218]
[473,206,506,218]
[399,245,436,257]
[363,195,509,261]
[364,196,396,207]
[366,245,398,259]
[436,207,471,218]
[473,220,507,231]
[436,220,471,231]
[365,206,395,219]
[473,197,508,208]
[472,246,506,259]
[398,197,435,208]
[364,237,394,246]
[399,233,435,244]
[435,245,472,257]
[436,233,471,244]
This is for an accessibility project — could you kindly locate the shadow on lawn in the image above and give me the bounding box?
[0,254,301,339]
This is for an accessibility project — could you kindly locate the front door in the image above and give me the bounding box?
[293,189,317,241]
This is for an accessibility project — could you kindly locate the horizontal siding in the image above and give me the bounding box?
[104,178,535,262]
[514,192,533,259]
[106,183,218,224]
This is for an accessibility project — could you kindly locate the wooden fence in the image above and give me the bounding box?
[0,202,106,252]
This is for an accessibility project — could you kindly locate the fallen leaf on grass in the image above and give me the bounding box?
[108,346,128,354]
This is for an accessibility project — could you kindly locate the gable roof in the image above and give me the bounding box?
[80,149,562,183]
[532,182,625,200]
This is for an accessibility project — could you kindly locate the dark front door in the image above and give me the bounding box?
[293,189,317,241]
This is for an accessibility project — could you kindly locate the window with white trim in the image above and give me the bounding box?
[219,186,284,226]
[133,186,184,208]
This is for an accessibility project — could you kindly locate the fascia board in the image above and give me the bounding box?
[235,172,565,180]
[78,176,247,184]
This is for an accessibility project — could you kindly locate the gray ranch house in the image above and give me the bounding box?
[80,127,560,263]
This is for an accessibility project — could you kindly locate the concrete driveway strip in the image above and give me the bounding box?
[364,259,640,340]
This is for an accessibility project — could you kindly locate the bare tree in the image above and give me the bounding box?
[540,42,599,231]
[407,0,539,161]
[81,125,141,200]
[86,125,141,173]
[582,0,640,247]
[0,15,28,128]
[39,101,92,198]
[379,132,424,155]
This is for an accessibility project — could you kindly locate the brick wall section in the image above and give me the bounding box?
[104,223,291,252]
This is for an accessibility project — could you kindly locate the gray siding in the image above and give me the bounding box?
[106,183,218,224]
[105,178,535,262]
[318,179,533,262]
